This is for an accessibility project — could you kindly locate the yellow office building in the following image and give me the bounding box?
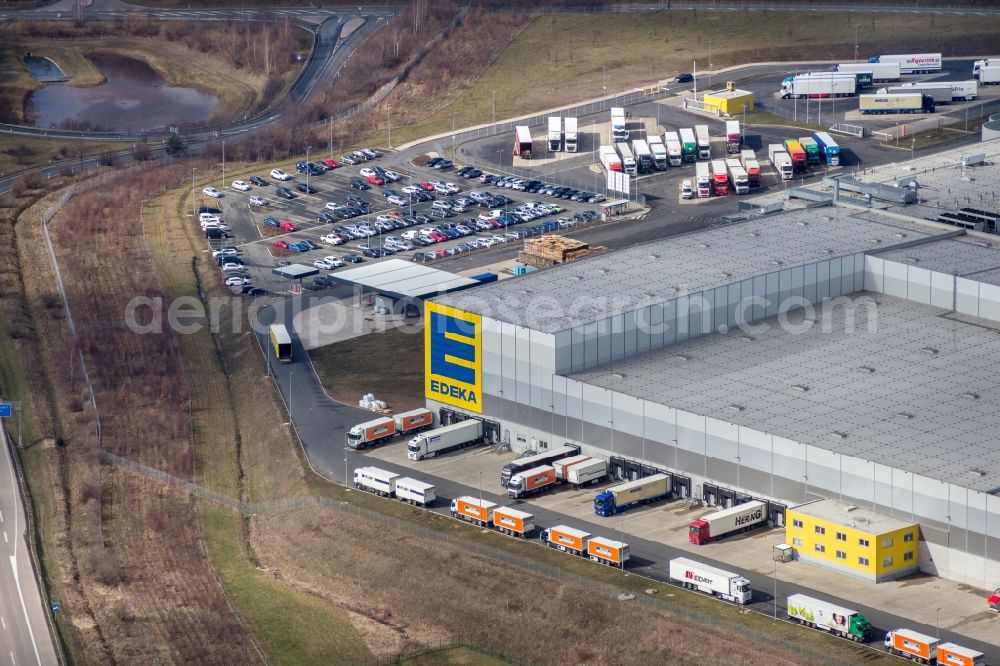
[786,499,919,583]
[702,83,754,116]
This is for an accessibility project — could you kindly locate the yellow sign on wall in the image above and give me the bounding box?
[425,302,482,413]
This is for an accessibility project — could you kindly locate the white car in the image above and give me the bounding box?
[202,187,223,198]
[313,258,341,270]
[231,180,251,192]
[321,233,345,245]
[323,256,345,268]
[401,229,419,241]
[200,217,222,228]
[248,196,268,207]
[401,185,421,195]
[270,168,291,181]
[225,276,251,287]
[359,167,377,178]
[324,201,343,211]
[212,248,239,258]
[386,195,407,206]
[383,170,402,182]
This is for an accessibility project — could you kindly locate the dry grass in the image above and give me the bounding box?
[309,327,425,412]
[0,134,137,176]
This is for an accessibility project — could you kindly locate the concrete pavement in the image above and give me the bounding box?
[0,430,59,666]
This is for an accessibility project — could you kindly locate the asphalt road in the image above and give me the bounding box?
[0,431,59,666]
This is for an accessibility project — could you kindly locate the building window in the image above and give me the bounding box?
[815,525,826,535]
[904,532,914,543]
[814,544,825,554]
[836,550,846,560]
[882,538,893,548]
[904,551,914,562]
[883,556,893,567]
[858,538,870,548]
[858,556,870,567]
[835,532,846,542]
[792,538,803,547]
[792,519,803,529]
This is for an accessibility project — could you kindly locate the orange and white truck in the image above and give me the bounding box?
[506,465,557,499]
[394,408,433,434]
[346,408,434,449]
[884,629,985,666]
[542,525,590,556]
[587,537,630,567]
[450,496,495,526]
[493,506,535,538]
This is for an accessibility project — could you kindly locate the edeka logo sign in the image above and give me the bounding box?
[425,302,482,413]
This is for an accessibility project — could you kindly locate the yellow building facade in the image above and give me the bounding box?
[786,499,919,583]
[703,83,755,116]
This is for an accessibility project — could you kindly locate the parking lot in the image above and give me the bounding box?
[195,151,608,293]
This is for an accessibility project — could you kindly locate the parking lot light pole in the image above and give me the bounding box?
[708,41,713,88]
[329,116,334,158]
[305,145,312,191]
[491,89,496,127]
[387,106,392,149]
[602,65,607,98]
[221,140,226,190]
[191,167,198,218]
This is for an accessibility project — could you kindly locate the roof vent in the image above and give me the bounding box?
[823,249,835,255]
[904,256,921,263]
[597,268,610,275]
[769,259,783,266]
[823,216,834,222]
[673,354,691,362]
[968,469,986,478]
[610,372,626,380]
[700,243,710,249]
[648,254,661,260]
[645,292,657,299]
[871,238,883,245]
[831,431,848,439]
[857,366,876,374]
[741,334,755,342]
[791,384,810,392]
[974,241,992,248]
[843,504,859,513]
[920,346,939,355]
[961,391,980,400]
[720,272,732,279]
[750,231,760,238]
[574,275,585,281]
[894,232,908,238]
[727,404,746,412]
[797,221,809,227]
[896,411,915,420]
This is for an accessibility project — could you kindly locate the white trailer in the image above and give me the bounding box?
[980,65,1000,85]
[647,135,668,170]
[407,419,483,460]
[888,80,977,101]
[780,75,856,99]
[600,145,622,172]
[725,158,749,194]
[353,466,399,496]
[787,594,872,642]
[615,141,637,175]
[694,124,711,160]
[869,53,941,74]
[563,116,578,152]
[611,107,628,141]
[883,84,952,105]
[724,120,741,154]
[669,557,752,604]
[547,116,562,152]
[694,161,711,198]
[769,144,793,180]
[632,138,653,174]
[394,477,436,506]
[836,61,901,82]
[664,131,682,167]
[554,456,607,486]
[689,500,766,544]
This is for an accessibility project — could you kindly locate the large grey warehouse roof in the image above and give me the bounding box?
[434,207,949,332]
[874,235,1000,286]
[331,258,479,299]
[571,293,1000,492]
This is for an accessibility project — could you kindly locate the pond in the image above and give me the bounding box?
[23,54,67,81]
[27,52,219,131]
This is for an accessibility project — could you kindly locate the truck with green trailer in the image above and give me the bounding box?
[787,594,872,643]
[797,137,821,165]
[678,128,698,163]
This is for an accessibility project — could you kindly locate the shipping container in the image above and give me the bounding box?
[616,142,637,175]
[868,53,942,74]
[587,537,630,566]
[547,116,562,152]
[859,93,934,114]
[694,161,711,197]
[782,139,808,174]
[798,137,821,165]
[611,107,628,141]
[664,131,683,167]
[884,628,937,663]
[600,145,622,172]
[937,642,986,666]
[710,159,729,196]
[563,117,578,152]
[725,158,749,194]
[883,84,953,105]
[393,408,434,434]
[678,128,698,163]
[513,125,532,159]
[493,506,535,537]
[780,74,856,99]
[887,79,977,101]
[566,458,607,486]
[407,419,483,460]
[725,120,741,154]
[812,132,841,166]
[837,61,901,82]
[647,135,668,170]
[694,124,712,160]
[632,139,654,174]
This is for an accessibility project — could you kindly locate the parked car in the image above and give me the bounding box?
[225,275,252,287]
[382,170,402,182]
[434,159,453,170]
[361,148,380,159]
[342,253,364,263]
[275,187,295,200]
[296,182,318,194]
[248,196,268,207]
[231,180,251,192]
[274,239,289,249]
[340,154,359,165]
[366,174,385,186]
[202,186,223,198]
[321,233,345,245]
[387,194,407,206]
[313,275,336,287]
[313,257,345,270]
[270,168,291,181]
[279,220,298,232]
[263,216,280,227]
[346,194,368,209]
[288,241,311,252]
[350,178,370,190]
[673,72,694,83]
[249,175,268,187]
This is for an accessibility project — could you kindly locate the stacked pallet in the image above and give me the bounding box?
[518,236,607,268]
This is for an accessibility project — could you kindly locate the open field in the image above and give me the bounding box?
[403,646,510,666]
[0,134,138,176]
[310,327,425,412]
[387,10,1000,146]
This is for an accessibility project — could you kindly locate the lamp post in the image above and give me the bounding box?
[935,607,941,639]
[491,89,496,126]
[450,112,457,158]
[305,145,312,192]
[773,558,778,618]
[854,24,860,63]
[191,167,198,218]
[602,65,607,98]
[329,116,334,158]
[221,139,226,191]
[387,106,392,149]
[708,40,713,88]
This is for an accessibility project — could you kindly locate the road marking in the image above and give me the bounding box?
[2,532,6,543]
[0,510,3,522]
[9,650,14,665]
[1,616,5,629]
[9,557,41,665]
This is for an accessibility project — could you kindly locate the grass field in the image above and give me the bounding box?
[403,646,510,665]
[0,135,138,176]
[387,10,1000,146]
[309,327,425,412]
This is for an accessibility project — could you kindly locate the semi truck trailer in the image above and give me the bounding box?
[547,116,562,152]
[859,93,935,114]
[935,644,986,666]
[817,69,874,88]
[348,408,435,449]
[506,464,557,499]
[611,107,628,141]
[710,159,729,196]
[563,116,578,152]
[555,456,607,486]
[768,145,793,180]
[740,150,761,187]
[513,125,532,159]
[669,557,752,604]
[647,135,668,170]
[407,419,483,460]
[632,138,654,174]
[725,158,749,194]
[979,65,1000,84]
[725,120,741,154]
[615,142,637,175]
[787,594,872,642]
[812,132,841,166]
[837,61,900,82]
[678,128,698,163]
[353,466,399,496]
[868,53,942,74]
[394,477,436,506]
[780,75,856,99]
[493,506,535,537]
[694,161,711,197]
[783,139,808,173]
[888,80,977,102]
[600,145,622,172]
[884,630,986,666]
[664,131,683,166]
[594,473,670,516]
[451,496,495,526]
[499,444,581,487]
[542,525,590,555]
[694,124,711,160]
[798,136,821,165]
[587,537,629,567]
[688,500,767,545]
[882,85,952,105]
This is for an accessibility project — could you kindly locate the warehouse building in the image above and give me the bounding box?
[786,499,919,583]
[425,204,1000,589]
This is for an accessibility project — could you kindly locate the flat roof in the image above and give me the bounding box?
[874,235,1000,286]
[704,88,753,100]
[272,264,319,279]
[331,258,479,300]
[434,207,949,332]
[570,293,1000,492]
[791,498,916,534]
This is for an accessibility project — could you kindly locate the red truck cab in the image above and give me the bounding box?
[688,519,710,545]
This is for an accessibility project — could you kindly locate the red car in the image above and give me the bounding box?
[419,181,436,191]
[279,220,299,232]
[322,158,341,169]
[274,240,289,249]
[366,174,385,186]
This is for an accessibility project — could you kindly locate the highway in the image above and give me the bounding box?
[253,295,999,664]
[0,429,59,666]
